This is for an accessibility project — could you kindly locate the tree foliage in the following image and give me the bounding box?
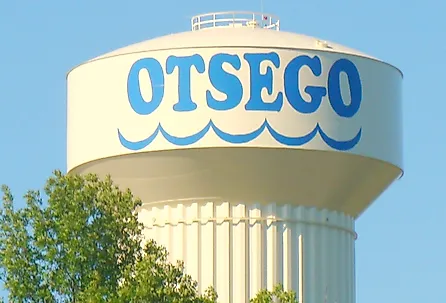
[250,284,298,303]
[0,171,297,302]
[0,171,216,303]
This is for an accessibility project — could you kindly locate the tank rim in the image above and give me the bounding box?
[66,43,403,79]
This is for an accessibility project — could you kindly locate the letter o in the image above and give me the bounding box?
[127,58,165,115]
[327,59,362,118]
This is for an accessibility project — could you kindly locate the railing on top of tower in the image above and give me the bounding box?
[191,11,280,31]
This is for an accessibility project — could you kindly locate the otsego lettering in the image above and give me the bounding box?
[119,51,362,151]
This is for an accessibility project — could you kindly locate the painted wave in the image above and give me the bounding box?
[117,119,361,151]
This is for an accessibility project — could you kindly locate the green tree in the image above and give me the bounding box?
[0,171,216,303]
[0,170,297,303]
[250,284,298,303]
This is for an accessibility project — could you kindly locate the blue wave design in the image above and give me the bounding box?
[118,120,361,151]
[212,120,267,144]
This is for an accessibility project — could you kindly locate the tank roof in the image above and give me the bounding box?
[84,28,379,64]
[66,7,403,77]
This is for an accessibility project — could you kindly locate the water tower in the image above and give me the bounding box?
[67,11,403,303]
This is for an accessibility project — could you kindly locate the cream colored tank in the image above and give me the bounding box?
[67,11,403,303]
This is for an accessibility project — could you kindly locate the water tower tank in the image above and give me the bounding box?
[67,11,403,303]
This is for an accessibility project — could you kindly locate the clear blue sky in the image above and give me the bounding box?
[0,0,444,302]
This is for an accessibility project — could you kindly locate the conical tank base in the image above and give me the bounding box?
[72,147,402,218]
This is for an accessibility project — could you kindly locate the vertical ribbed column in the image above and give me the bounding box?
[200,202,215,291]
[139,201,356,303]
[215,202,230,303]
[232,204,247,302]
[248,204,263,298]
[186,202,200,289]
[280,204,294,292]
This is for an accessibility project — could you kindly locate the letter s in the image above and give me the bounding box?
[206,53,243,110]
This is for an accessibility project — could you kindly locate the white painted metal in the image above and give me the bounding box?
[73,19,391,65]
[138,202,356,303]
[67,46,403,217]
[66,11,403,303]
